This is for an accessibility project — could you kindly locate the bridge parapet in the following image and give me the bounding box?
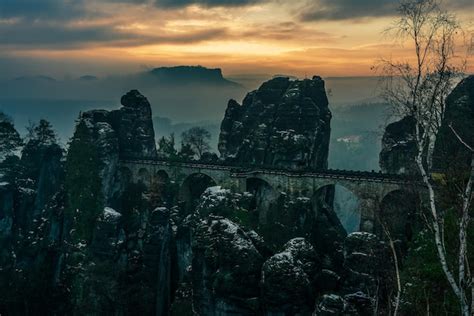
[119,158,420,233]
[120,158,415,182]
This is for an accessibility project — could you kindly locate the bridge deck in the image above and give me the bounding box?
[120,158,416,184]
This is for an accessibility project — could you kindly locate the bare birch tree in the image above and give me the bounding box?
[378,219,402,316]
[378,0,472,314]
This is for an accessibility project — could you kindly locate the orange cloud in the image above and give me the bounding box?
[0,0,472,78]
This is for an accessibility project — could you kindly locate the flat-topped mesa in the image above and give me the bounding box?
[148,66,240,86]
[218,76,332,170]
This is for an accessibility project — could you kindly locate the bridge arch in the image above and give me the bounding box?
[377,189,418,243]
[148,170,172,207]
[118,166,133,185]
[137,168,151,186]
[119,160,413,235]
[313,179,374,202]
[111,166,133,206]
[179,173,217,214]
[155,170,170,183]
[312,184,361,234]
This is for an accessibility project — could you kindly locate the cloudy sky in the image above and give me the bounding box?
[0,0,472,79]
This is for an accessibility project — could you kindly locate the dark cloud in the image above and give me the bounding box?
[153,0,262,8]
[0,0,236,50]
[0,0,265,23]
[0,20,227,48]
[0,0,87,19]
[300,0,474,21]
[300,0,397,21]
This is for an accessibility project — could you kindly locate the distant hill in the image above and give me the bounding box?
[146,66,241,87]
[78,75,98,81]
[13,75,56,82]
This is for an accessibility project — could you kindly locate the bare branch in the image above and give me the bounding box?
[449,123,474,152]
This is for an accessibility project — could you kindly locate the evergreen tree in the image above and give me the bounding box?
[0,112,23,161]
[33,119,57,144]
[157,134,177,159]
[65,120,103,243]
[178,143,195,161]
[21,119,62,181]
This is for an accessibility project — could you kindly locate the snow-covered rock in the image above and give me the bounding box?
[102,207,122,222]
[315,294,345,315]
[192,216,265,315]
[261,238,319,315]
[218,76,331,170]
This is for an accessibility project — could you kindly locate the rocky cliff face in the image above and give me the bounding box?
[261,238,319,315]
[82,89,157,160]
[379,116,418,174]
[115,90,158,159]
[176,187,390,315]
[192,216,265,315]
[0,85,400,315]
[76,89,157,203]
[219,76,331,169]
[0,132,64,315]
[63,90,168,314]
[380,76,474,175]
[434,75,474,170]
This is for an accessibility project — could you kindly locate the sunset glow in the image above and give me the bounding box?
[0,0,472,78]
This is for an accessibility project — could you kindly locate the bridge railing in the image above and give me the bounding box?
[120,156,419,183]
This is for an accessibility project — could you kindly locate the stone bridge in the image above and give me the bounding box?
[120,159,418,232]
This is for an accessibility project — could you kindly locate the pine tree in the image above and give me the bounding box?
[179,143,195,161]
[0,112,23,161]
[34,119,57,144]
[157,134,177,159]
[20,118,61,181]
[65,120,103,243]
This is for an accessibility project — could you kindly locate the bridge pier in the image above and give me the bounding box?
[359,197,380,233]
[226,176,246,193]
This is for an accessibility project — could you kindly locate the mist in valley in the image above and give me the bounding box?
[0,71,390,173]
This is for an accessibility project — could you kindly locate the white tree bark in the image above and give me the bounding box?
[378,1,471,313]
[382,222,402,316]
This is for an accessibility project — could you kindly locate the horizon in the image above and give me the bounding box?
[1,0,473,80]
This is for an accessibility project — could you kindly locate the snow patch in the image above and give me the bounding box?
[348,231,376,240]
[103,207,121,221]
[205,186,229,195]
[296,197,310,203]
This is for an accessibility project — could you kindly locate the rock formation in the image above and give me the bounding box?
[261,238,319,315]
[0,122,64,315]
[192,216,265,315]
[82,89,157,160]
[379,116,418,175]
[434,75,474,170]
[75,89,157,203]
[219,76,331,169]
[380,75,474,175]
[0,83,403,315]
[148,66,240,87]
